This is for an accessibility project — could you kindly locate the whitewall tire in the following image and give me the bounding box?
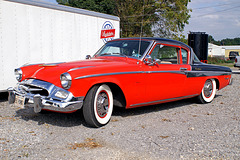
[197,79,217,103]
[83,84,113,127]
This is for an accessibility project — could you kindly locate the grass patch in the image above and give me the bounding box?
[207,57,234,67]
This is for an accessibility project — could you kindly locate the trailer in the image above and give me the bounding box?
[0,0,120,92]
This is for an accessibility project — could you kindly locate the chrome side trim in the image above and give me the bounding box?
[186,71,232,77]
[75,71,145,80]
[75,70,231,80]
[130,94,199,107]
[145,71,185,75]
[75,70,186,80]
[39,62,65,67]
[68,66,94,72]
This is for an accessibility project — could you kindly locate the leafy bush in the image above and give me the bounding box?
[208,57,233,64]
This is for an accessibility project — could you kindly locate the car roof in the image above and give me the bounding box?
[111,37,191,50]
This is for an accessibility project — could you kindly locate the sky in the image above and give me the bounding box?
[184,0,240,40]
[41,0,240,41]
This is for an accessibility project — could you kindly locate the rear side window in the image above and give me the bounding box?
[181,49,188,64]
[150,44,179,64]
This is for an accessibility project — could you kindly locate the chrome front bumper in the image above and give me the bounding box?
[8,79,84,113]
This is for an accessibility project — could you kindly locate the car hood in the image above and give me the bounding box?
[21,57,138,86]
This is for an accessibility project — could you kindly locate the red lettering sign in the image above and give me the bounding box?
[100,29,115,39]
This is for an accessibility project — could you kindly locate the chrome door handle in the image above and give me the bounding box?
[180,68,187,71]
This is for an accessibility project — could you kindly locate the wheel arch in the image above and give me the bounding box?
[84,82,127,108]
[214,78,220,90]
[107,83,127,108]
[197,78,217,104]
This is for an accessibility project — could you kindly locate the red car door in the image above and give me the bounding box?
[142,44,191,104]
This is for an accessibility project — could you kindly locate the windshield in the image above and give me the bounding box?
[94,40,151,59]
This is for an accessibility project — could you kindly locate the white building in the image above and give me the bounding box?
[208,43,240,58]
[208,43,225,57]
[222,46,240,58]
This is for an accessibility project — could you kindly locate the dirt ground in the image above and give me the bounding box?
[0,71,239,159]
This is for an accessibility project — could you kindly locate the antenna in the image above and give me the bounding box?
[137,0,145,58]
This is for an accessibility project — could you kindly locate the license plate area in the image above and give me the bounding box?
[15,95,25,108]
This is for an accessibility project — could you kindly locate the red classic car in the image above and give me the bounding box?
[8,38,232,127]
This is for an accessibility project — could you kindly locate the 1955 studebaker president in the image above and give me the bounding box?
[8,38,232,127]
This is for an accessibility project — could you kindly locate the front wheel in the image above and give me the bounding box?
[197,79,217,103]
[83,84,113,128]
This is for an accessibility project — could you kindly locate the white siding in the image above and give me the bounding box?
[0,0,119,91]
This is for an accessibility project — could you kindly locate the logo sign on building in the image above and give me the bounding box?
[101,21,115,43]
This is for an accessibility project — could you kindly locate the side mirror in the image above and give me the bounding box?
[155,59,161,64]
[85,55,91,59]
[145,55,153,62]
[144,55,160,66]
[144,55,154,66]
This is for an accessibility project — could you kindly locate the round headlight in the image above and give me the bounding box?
[15,68,23,82]
[60,73,72,89]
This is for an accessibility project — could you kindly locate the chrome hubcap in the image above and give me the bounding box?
[96,91,109,118]
[204,80,213,98]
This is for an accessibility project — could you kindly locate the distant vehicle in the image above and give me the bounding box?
[8,38,232,127]
[229,51,239,60]
[234,56,240,68]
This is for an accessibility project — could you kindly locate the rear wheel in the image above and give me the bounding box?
[83,84,113,127]
[197,79,216,103]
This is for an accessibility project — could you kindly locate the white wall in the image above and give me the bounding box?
[208,43,225,57]
[0,0,119,90]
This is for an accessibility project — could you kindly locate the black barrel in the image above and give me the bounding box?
[188,32,208,63]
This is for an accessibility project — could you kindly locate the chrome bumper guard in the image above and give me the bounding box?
[8,79,84,113]
[229,77,233,85]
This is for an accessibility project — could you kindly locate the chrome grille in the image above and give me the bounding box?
[18,84,49,96]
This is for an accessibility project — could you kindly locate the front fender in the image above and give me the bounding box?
[69,75,123,98]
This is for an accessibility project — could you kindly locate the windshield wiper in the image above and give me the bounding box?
[112,53,128,58]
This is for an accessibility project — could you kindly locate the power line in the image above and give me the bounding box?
[191,5,240,18]
[120,2,240,22]
[120,2,240,19]
[191,1,240,10]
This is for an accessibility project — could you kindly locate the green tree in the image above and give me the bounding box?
[208,35,240,45]
[153,0,191,40]
[208,35,215,43]
[221,38,240,45]
[115,0,158,37]
[57,0,191,40]
[57,0,116,14]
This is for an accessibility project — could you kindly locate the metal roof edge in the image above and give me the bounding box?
[5,0,120,21]
[222,46,240,49]
[111,37,191,50]
[124,37,191,48]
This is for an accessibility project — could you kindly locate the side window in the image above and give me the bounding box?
[181,49,188,64]
[150,45,160,60]
[150,44,179,64]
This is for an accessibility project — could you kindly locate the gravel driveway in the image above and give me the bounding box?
[0,70,239,159]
